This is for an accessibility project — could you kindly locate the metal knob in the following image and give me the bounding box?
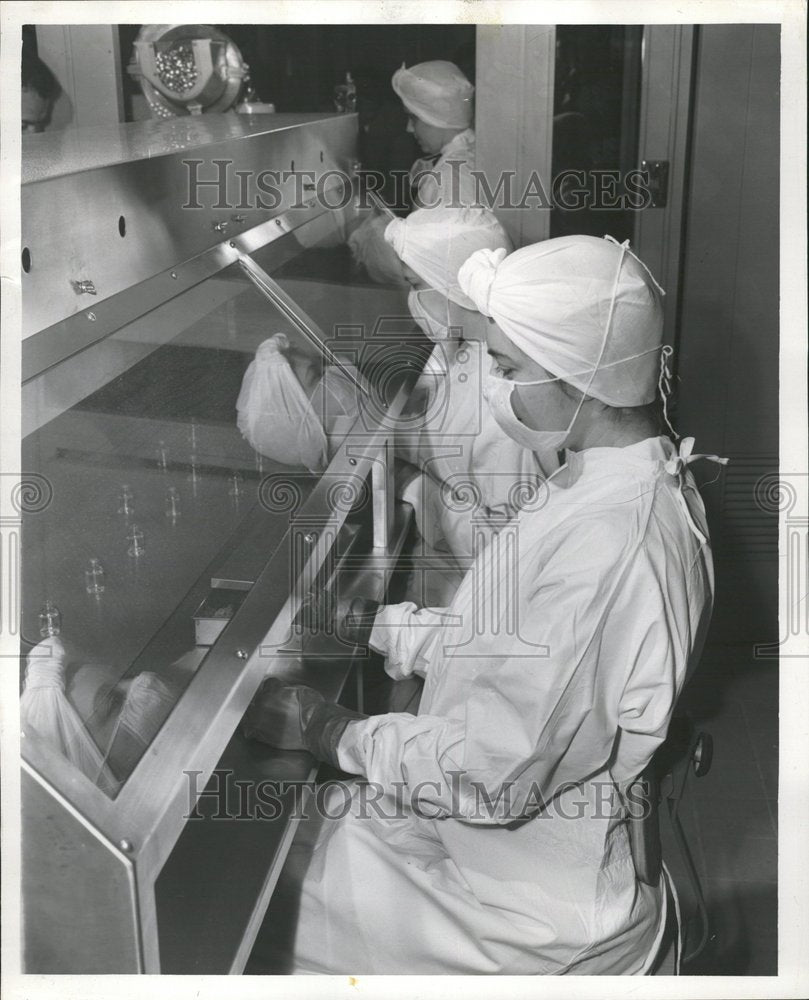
[118,839,133,853]
[72,279,97,295]
[304,532,317,544]
[212,221,229,232]
[235,648,248,659]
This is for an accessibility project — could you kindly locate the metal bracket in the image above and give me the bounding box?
[371,437,395,550]
[641,160,670,208]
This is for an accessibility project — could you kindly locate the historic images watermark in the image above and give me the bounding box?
[0,473,53,649]
[753,472,808,659]
[182,159,654,213]
[183,768,654,824]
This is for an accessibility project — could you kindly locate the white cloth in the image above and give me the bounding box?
[236,336,359,471]
[347,212,410,286]
[407,287,489,345]
[458,235,666,407]
[399,338,545,561]
[272,436,714,974]
[348,132,478,285]
[411,128,477,210]
[392,60,474,130]
[385,207,511,308]
[21,638,119,794]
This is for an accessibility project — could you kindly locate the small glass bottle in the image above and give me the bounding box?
[118,484,134,515]
[84,558,105,594]
[228,471,244,498]
[38,600,62,637]
[165,486,181,520]
[127,524,145,557]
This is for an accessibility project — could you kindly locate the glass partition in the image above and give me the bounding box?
[20,233,422,798]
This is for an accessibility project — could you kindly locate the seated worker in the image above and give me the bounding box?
[392,59,476,210]
[245,235,723,974]
[383,205,544,605]
[349,60,477,284]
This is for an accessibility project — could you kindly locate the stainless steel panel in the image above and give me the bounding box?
[22,763,141,973]
[21,203,355,385]
[21,114,358,338]
[154,503,411,975]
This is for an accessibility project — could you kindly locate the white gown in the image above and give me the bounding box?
[410,128,477,209]
[347,130,478,286]
[262,436,714,974]
[405,338,545,554]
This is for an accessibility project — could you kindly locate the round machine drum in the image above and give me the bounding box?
[128,24,249,117]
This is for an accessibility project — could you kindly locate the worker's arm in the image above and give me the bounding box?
[244,513,688,824]
[334,517,687,824]
[368,602,449,680]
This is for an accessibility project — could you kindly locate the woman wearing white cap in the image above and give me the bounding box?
[391,60,476,210]
[382,206,543,604]
[246,235,724,975]
[348,61,477,284]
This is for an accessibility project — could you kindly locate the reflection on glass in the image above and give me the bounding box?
[21,225,426,799]
[21,261,340,796]
[551,26,643,242]
[250,213,430,430]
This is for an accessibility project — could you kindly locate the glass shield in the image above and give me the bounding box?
[20,238,422,798]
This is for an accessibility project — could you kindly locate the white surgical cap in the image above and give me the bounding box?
[391,61,474,130]
[458,235,666,407]
[384,207,512,308]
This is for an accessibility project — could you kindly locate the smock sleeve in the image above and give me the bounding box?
[369,602,449,681]
[348,213,407,285]
[337,513,690,824]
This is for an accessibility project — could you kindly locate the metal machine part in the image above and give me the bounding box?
[19,114,431,973]
[127,24,250,118]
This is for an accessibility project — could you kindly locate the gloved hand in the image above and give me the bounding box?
[339,596,381,647]
[295,593,380,648]
[242,677,367,767]
[242,678,324,751]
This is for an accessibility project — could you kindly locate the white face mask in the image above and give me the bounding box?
[483,369,589,471]
[408,288,451,342]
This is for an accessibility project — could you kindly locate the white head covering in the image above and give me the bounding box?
[458,235,666,407]
[391,60,474,130]
[384,207,512,308]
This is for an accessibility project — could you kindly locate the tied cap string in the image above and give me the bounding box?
[658,345,679,440]
[582,239,630,399]
[604,237,673,434]
[603,234,666,297]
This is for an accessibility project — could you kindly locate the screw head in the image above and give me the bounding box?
[235,648,248,659]
[119,838,133,853]
[87,312,96,322]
